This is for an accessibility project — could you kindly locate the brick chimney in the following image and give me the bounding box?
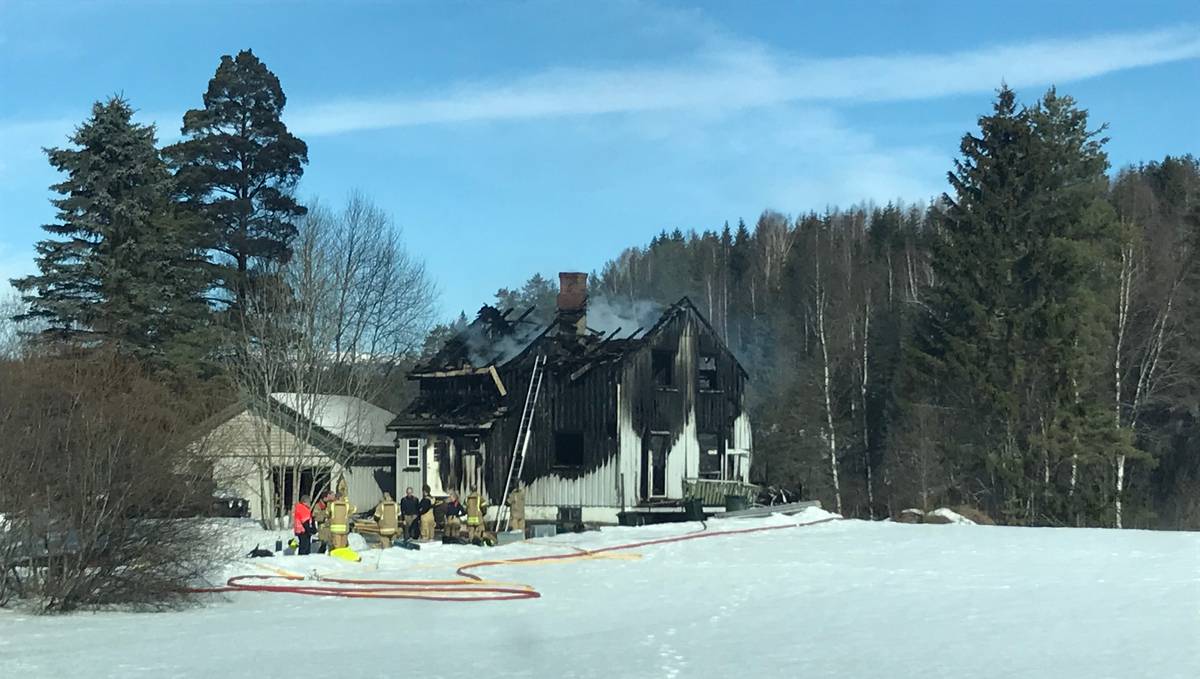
[556,272,588,335]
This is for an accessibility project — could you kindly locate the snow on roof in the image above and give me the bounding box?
[268,393,396,449]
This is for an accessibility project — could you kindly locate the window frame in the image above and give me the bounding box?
[697,353,720,391]
[405,438,422,470]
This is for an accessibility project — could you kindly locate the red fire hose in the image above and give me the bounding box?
[192,515,839,603]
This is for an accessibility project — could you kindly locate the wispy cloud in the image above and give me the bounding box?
[286,26,1200,136]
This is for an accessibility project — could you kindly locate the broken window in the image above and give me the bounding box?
[554,431,585,467]
[462,435,481,456]
[697,353,718,390]
[652,349,674,387]
[698,433,722,479]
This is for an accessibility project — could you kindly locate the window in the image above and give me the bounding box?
[462,435,481,456]
[406,439,421,469]
[699,433,722,479]
[652,349,674,386]
[554,431,585,467]
[698,354,718,390]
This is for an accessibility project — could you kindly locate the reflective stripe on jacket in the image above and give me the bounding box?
[466,494,486,526]
[374,501,398,533]
[330,500,351,534]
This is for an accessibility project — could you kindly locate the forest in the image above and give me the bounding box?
[3,46,1197,562]
[484,90,1200,530]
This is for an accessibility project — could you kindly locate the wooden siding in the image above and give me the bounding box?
[399,299,751,510]
[480,351,621,505]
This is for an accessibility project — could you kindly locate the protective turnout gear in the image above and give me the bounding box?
[313,497,332,552]
[329,497,355,550]
[418,496,434,541]
[466,491,488,542]
[373,494,399,548]
[506,486,526,532]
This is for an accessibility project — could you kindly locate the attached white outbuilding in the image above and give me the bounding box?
[197,393,397,522]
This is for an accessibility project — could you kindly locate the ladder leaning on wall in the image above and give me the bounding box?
[496,353,546,534]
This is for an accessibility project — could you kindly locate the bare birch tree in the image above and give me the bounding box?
[1112,216,1193,528]
[225,192,436,526]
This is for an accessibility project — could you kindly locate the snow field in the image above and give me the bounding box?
[0,507,1196,679]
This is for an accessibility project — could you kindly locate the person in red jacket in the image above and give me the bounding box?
[293,494,315,555]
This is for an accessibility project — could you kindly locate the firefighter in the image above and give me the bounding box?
[399,486,419,539]
[328,493,355,550]
[443,492,465,541]
[465,486,488,543]
[506,483,526,533]
[373,492,400,548]
[292,494,315,555]
[418,485,435,541]
[313,491,335,553]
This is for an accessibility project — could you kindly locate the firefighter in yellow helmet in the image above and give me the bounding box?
[328,493,356,550]
[465,485,488,543]
[373,492,399,548]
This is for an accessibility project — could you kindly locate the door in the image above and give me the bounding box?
[641,433,669,500]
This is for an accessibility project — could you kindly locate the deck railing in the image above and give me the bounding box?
[683,477,759,505]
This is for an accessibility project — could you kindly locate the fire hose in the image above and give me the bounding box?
[191,515,839,602]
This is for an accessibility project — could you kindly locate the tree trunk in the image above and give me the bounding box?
[1113,242,1131,527]
[861,300,873,519]
[816,288,841,514]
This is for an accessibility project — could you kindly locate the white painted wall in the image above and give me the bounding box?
[203,410,341,522]
[203,409,399,521]
[617,381,642,510]
[729,410,753,483]
[523,457,619,508]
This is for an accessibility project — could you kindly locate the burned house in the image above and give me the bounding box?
[388,272,754,523]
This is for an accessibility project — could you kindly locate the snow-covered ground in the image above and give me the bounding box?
[1,508,1197,679]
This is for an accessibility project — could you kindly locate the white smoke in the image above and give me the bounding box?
[585,294,663,339]
[455,294,664,367]
[463,317,544,367]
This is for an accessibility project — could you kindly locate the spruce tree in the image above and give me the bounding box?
[915,85,1131,523]
[11,97,213,371]
[165,49,308,309]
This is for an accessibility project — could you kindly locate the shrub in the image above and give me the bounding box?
[0,353,224,612]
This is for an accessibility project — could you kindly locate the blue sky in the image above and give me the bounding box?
[1,1,1197,318]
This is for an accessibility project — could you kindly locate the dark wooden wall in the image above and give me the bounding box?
[430,301,748,504]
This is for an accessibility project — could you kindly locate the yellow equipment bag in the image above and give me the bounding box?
[329,547,361,563]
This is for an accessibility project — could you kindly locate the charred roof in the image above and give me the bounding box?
[391,296,748,432]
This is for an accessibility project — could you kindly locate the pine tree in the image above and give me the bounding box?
[11,97,213,372]
[165,49,308,309]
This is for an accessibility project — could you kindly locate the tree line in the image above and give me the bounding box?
[1,50,435,609]
[501,87,1199,529]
